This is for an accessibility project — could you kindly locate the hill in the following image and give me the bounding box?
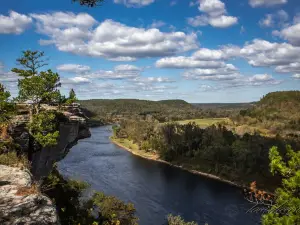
[79,99,203,123]
[236,91,300,136]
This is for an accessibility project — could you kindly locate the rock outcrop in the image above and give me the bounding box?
[0,165,58,225]
[0,106,92,224]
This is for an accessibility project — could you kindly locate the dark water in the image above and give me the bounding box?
[58,126,262,225]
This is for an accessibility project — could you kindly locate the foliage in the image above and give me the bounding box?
[0,83,15,122]
[11,50,47,77]
[234,91,300,135]
[72,0,104,7]
[28,111,59,147]
[167,215,198,225]
[43,168,138,225]
[66,88,78,105]
[79,99,235,124]
[17,70,61,109]
[116,119,300,190]
[0,151,29,168]
[262,146,300,225]
[12,50,61,113]
[87,192,138,225]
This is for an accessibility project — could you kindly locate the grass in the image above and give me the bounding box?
[110,137,159,160]
[0,151,30,169]
[171,118,230,128]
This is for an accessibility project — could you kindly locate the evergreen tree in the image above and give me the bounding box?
[262,146,300,225]
[0,83,15,123]
[66,89,78,104]
[12,51,61,114]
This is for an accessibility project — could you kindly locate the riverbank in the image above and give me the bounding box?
[110,137,247,189]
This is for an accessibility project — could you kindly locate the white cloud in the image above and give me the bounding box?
[187,0,238,28]
[132,76,175,84]
[259,14,274,27]
[149,20,166,28]
[292,74,300,79]
[183,66,239,80]
[113,0,155,7]
[84,64,142,79]
[199,0,226,17]
[57,64,91,73]
[208,15,238,28]
[156,56,229,69]
[278,22,300,46]
[249,0,287,8]
[187,15,209,27]
[156,45,240,69]
[31,12,199,61]
[0,11,32,34]
[62,76,91,85]
[259,10,289,28]
[241,39,300,68]
[275,62,300,73]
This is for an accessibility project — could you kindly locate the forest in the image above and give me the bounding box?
[79,99,249,124]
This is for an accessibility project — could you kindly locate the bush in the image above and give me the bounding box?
[167,215,198,225]
[0,151,29,168]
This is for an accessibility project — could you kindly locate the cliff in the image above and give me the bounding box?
[0,165,58,225]
[0,107,91,224]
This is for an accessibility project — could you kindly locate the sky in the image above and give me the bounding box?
[0,0,300,103]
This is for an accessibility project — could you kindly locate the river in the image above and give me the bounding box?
[58,126,262,225]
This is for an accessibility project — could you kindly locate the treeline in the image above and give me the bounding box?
[79,99,242,124]
[114,120,300,190]
[234,91,300,135]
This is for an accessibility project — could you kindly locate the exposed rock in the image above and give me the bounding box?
[0,165,59,225]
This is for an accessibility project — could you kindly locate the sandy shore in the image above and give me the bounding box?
[110,138,246,189]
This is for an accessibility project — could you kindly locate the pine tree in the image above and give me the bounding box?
[262,146,300,225]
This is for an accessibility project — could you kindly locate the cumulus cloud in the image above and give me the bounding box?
[278,22,300,46]
[249,0,287,8]
[0,11,32,34]
[156,56,229,69]
[82,64,142,80]
[241,39,300,68]
[156,45,240,69]
[31,12,198,61]
[187,0,238,28]
[113,0,155,7]
[57,64,91,73]
[132,76,175,84]
[183,66,238,79]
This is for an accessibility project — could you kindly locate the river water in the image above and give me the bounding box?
[58,126,262,225]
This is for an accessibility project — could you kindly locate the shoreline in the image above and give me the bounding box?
[110,137,246,190]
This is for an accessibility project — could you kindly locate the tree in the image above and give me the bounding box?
[28,111,59,147]
[262,146,300,225]
[12,51,61,114]
[72,0,104,7]
[167,215,198,225]
[66,88,77,105]
[11,50,47,77]
[0,83,15,123]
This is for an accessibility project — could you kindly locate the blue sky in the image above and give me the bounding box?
[0,0,300,103]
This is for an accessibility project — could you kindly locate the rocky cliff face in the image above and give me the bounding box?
[9,112,91,179]
[1,108,91,224]
[0,165,58,225]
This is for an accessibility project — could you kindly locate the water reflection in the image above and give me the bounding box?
[58,126,261,225]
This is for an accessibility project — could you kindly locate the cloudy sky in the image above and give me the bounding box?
[0,0,299,102]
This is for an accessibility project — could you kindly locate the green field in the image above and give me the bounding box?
[173,118,230,128]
